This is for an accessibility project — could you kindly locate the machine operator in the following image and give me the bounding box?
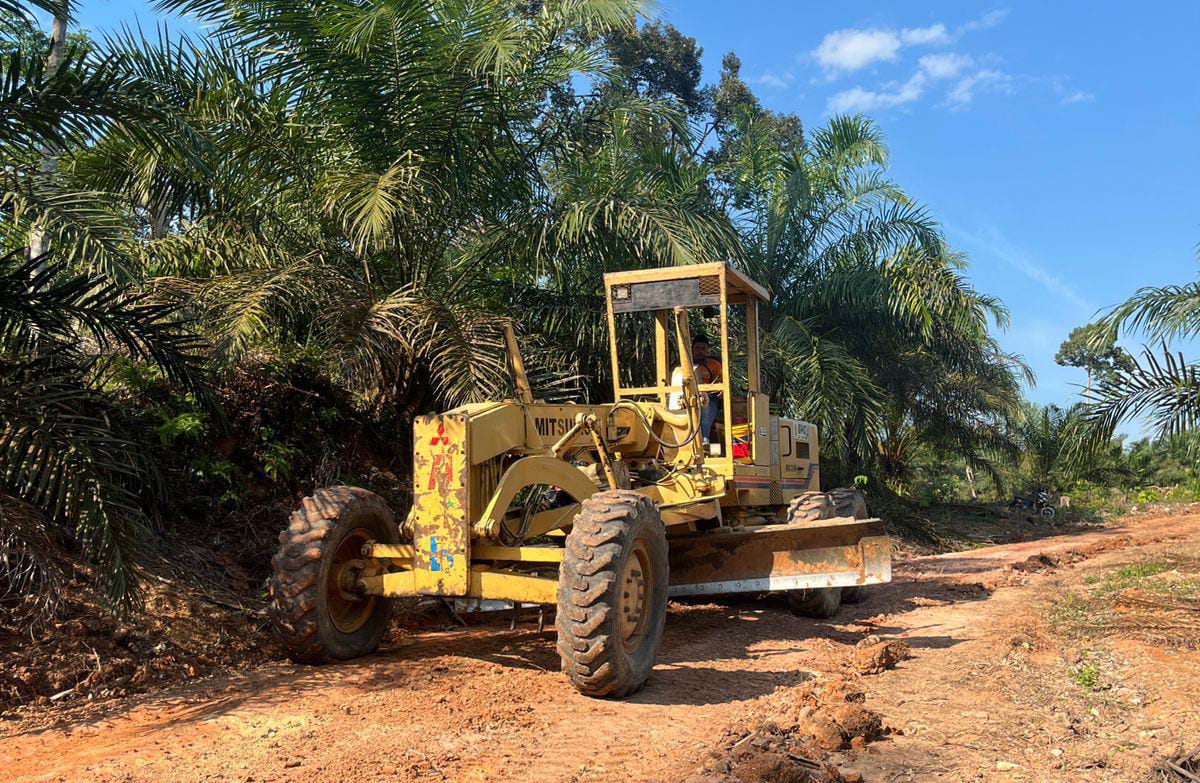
[691,334,722,443]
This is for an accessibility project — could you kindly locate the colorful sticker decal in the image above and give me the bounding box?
[428,536,454,572]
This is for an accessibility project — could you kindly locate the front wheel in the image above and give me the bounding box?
[268,486,399,664]
[557,490,668,698]
[1040,506,1056,521]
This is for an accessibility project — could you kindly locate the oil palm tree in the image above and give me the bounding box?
[0,252,206,608]
[1088,260,1200,437]
[718,110,1024,472]
[83,0,718,414]
[1,1,207,608]
[1015,402,1130,492]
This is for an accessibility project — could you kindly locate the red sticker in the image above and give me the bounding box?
[428,453,454,494]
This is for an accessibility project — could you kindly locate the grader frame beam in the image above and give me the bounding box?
[357,516,890,603]
[359,567,559,604]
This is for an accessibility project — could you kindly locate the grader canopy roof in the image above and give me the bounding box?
[606,263,770,313]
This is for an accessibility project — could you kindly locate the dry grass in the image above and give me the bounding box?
[1112,590,1200,649]
[1055,556,1200,649]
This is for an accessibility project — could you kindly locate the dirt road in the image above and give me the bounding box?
[3,511,1198,783]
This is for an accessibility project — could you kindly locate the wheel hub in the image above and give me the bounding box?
[618,541,651,652]
[327,527,376,634]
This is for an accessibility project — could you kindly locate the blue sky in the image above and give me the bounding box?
[659,2,1199,430]
[40,2,1200,434]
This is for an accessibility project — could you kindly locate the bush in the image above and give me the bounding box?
[916,476,960,507]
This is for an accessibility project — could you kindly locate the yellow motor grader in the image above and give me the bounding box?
[268,263,891,697]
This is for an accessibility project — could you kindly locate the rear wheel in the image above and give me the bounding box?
[784,487,871,614]
[787,586,843,617]
[830,488,870,604]
[788,490,834,523]
[829,487,869,519]
[268,486,398,664]
[557,490,668,698]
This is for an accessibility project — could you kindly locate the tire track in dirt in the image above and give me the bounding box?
[2,512,1198,783]
[854,511,1200,782]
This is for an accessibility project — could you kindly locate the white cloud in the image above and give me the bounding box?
[812,21,955,75]
[754,70,794,90]
[918,52,972,80]
[956,8,1010,35]
[1060,89,1094,105]
[946,69,1012,108]
[828,53,974,114]
[900,24,950,46]
[812,11,1026,113]
[813,29,902,72]
[952,222,1096,317]
[827,72,928,113]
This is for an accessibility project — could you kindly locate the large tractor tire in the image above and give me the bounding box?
[557,490,668,698]
[829,487,869,519]
[788,490,834,523]
[269,486,399,664]
[830,488,870,604]
[786,585,843,618]
[783,489,867,617]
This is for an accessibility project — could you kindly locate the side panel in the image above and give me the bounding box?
[778,418,820,501]
[467,403,526,465]
[411,414,471,596]
[749,392,771,467]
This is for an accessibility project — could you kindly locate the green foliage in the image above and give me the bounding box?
[1055,324,1135,387]
[604,21,705,113]
[1072,661,1103,692]
[0,13,93,59]
[186,451,246,506]
[0,1,1070,609]
[156,411,205,444]
[0,253,205,608]
[1099,561,1171,593]
[0,1,213,608]
[1013,402,1131,493]
[1089,347,1200,438]
[1124,431,1200,486]
[1051,593,1090,626]
[1085,254,1200,438]
[257,426,300,483]
[917,477,960,508]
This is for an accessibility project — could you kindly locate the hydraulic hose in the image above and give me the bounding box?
[608,399,701,451]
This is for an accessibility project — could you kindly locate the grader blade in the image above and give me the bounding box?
[666,517,890,597]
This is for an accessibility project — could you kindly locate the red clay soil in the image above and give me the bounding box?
[2,511,1199,783]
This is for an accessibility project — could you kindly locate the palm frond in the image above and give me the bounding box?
[0,356,149,608]
[1097,282,1200,343]
[1087,346,1200,439]
[0,251,208,395]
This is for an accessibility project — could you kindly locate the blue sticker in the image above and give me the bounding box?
[428,536,455,572]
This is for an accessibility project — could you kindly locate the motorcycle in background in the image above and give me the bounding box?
[1008,490,1056,521]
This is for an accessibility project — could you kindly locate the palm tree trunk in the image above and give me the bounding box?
[28,14,69,268]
